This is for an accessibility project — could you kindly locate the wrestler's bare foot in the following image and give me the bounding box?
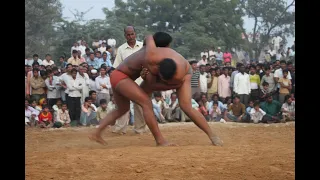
[156,140,178,147]
[210,136,223,146]
[88,133,107,145]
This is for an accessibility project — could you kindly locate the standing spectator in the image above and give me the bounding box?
[223,50,232,65]
[88,69,98,92]
[77,50,86,63]
[260,66,276,96]
[260,95,282,123]
[95,51,103,62]
[197,55,208,67]
[30,54,43,66]
[249,65,260,101]
[59,56,67,68]
[208,47,216,64]
[225,96,246,122]
[218,67,231,102]
[287,62,295,93]
[59,63,73,102]
[38,106,53,128]
[100,52,113,67]
[42,54,55,66]
[281,95,295,122]
[234,64,251,106]
[274,60,292,97]
[77,66,90,104]
[67,50,81,66]
[95,67,111,105]
[190,61,200,95]
[256,63,265,79]
[278,69,292,103]
[215,47,223,66]
[26,62,40,99]
[106,45,113,66]
[98,42,107,54]
[78,41,86,56]
[207,68,218,98]
[92,39,100,49]
[250,102,266,124]
[30,68,46,103]
[87,53,100,69]
[82,48,91,61]
[56,103,71,127]
[230,63,242,94]
[66,68,83,126]
[96,99,108,124]
[71,42,79,56]
[45,70,61,107]
[161,89,175,104]
[199,65,208,94]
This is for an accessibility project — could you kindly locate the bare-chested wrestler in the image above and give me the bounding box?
[89,32,223,146]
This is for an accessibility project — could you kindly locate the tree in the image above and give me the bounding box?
[25,0,63,58]
[239,0,295,59]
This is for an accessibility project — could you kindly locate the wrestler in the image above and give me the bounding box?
[89,32,223,146]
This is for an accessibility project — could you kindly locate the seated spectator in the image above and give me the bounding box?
[38,105,53,128]
[250,102,266,123]
[89,90,98,107]
[290,93,295,101]
[278,69,292,104]
[96,99,108,124]
[225,95,247,122]
[25,99,38,127]
[246,100,254,121]
[209,102,222,121]
[176,93,199,122]
[260,95,282,123]
[197,99,210,121]
[163,92,179,121]
[55,103,71,128]
[80,97,97,126]
[107,96,130,134]
[223,96,232,110]
[281,95,295,122]
[161,89,175,104]
[152,92,166,123]
[37,98,48,111]
[30,99,42,112]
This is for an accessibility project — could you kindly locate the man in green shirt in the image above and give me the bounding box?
[260,95,282,123]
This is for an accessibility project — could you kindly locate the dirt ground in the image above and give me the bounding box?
[25,122,295,180]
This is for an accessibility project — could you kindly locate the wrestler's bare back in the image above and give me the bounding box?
[117,46,190,84]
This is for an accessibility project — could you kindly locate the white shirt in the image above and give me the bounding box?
[272,36,283,45]
[98,46,107,53]
[200,52,209,58]
[197,59,208,67]
[199,73,208,93]
[250,108,266,122]
[234,72,251,95]
[45,76,61,99]
[107,38,116,47]
[208,50,216,59]
[66,76,83,97]
[42,60,55,66]
[89,79,98,91]
[78,45,86,56]
[276,53,282,60]
[113,41,143,85]
[71,46,79,55]
[274,68,292,88]
[59,73,71,94]
[95,75,111,94]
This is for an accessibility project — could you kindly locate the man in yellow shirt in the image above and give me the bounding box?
[207,68,218,100]
[67,50,81,65]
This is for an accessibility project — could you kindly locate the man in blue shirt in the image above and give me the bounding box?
[87,52,99,69]
[99,50,113,67]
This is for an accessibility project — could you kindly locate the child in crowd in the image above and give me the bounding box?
[209,102,222,121]
[37,98,48,111]
[246,100,254,121]
[55,103,71,128]
[38,106,53,128]
[52,99,62,121]
[96,99,108,125]
[250,102,266,124]
[30,100,42,112]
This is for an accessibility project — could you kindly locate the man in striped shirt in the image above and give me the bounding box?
[190,61,200,96]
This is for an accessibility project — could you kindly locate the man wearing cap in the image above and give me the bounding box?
[215,47,223,66]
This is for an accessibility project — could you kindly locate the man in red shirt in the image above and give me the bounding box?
[223,51,232,64]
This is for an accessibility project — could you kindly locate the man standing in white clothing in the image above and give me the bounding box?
[272,36,283,52]
[42,54,55,66]
[112,26,143,133]
[78,41,86,57]
[71,42,79,56]
[199,65,208,94]
[234,64,251,106]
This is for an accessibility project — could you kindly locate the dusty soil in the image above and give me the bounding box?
[26,122,295,180]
